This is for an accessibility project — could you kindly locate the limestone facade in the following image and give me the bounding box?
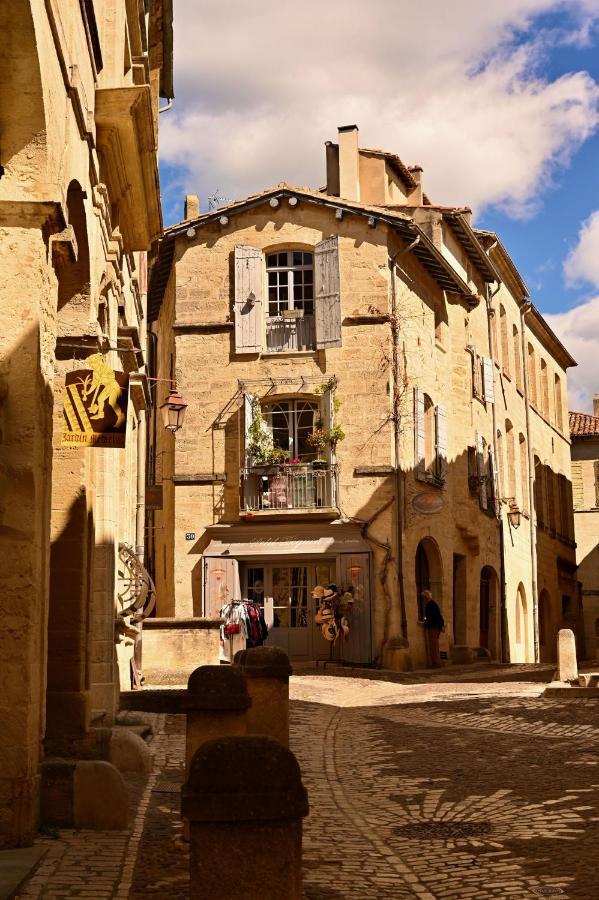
[570,402,599,660]
[148,126,578,677]
[0,0,172,847]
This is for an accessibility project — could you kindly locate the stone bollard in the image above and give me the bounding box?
[557,628,578,683]
[182,735,309,900]
[234,647,292,748]
[185,665,251,778]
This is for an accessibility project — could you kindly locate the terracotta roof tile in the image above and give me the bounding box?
[570,411,599,437]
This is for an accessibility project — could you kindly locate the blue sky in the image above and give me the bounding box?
[158,1,599,408]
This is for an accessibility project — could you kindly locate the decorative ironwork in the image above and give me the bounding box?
[118,543,156,689]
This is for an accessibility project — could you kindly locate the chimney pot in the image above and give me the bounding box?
[184,194,200,220]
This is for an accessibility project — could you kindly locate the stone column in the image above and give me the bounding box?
[183,735,309,900]
[234,647,292,748]
[557,628,578,683]
[185,665,250,777]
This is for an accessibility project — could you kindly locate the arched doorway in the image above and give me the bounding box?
[415,538,443,621]
[538,589,553,663]
[479,566,498,658]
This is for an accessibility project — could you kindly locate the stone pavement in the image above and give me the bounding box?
[14,667,599,899]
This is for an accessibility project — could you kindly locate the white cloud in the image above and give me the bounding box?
[564,210,599,287]
[546,296,599,411]
[160,0,599,220]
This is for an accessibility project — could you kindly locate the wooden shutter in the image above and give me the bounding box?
[571,461,583,510]
[476,431,487,509]
[435,404,448,481]
[234,245,263,353]
[482,357,495,403]
[244,393,259,465]
[321,384,335,468]
[488,444,498,512]
[339,553,372,664]
[414,388,426,481]
[314,236,342,349]
[203,556,240,617]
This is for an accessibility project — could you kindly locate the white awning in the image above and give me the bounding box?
[204,533,370,559]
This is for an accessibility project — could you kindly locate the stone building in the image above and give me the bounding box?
[0,0,173,847]
[147,125,578,679]
[571,401,599,660]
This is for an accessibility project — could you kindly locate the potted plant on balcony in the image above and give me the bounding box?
[307,428,328,470]
[247,405,275,469]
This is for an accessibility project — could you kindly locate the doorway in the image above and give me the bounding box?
[479,565,498,657]
[452,553,467,645]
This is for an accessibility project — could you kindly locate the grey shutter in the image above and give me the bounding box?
[476,431,487,509]
[203,556,240,617]
[414,387,426,481]
[488,445,498,513]
[435,404,448,481]
[322,385,335,467]
[244,393,258,465]
[314,235,342,349]
[234,245,263,353]
[482,356,495,403]
[571,461,583,510]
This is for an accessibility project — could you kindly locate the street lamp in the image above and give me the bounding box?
[502,498,521,529]
[160,389,188,433]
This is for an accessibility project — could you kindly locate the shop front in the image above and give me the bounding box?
[202,524,373,664]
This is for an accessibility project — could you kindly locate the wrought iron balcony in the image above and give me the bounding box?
[265,314,315,353]
[240,463,338,514]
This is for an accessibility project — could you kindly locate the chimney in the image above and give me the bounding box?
[594,393,599,418]
[184,194,200,220]
[338,125,360,202]
[407,166,424,205]
[325,141,340,196]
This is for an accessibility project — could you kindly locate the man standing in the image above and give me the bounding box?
[422,590,444,668]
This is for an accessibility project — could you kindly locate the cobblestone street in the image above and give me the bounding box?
[15,668,599,899]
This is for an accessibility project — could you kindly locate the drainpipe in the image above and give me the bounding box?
[484,273,507,662]
[520,301,540,663]
[136,259,149,565]
[389,234,420,642]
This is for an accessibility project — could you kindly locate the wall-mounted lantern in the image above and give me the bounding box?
[507,500,521,529]
[160,389,188,433]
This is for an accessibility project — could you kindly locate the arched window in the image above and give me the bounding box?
[500,305,510,375]
[527,343,537,406]
[519,433,528,514]
[540,359,549,418]
[512,324,522,390]
[533,455,544,526]
[505,420,515,499]
[262,399,319,459]
[554,374,563,431]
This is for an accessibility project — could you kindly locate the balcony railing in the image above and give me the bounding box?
[241,463,338,512]
[265,315,315,353]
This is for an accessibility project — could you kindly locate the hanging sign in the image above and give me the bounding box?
[61,354,128,448]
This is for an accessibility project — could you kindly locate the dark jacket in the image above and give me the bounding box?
[424,599,444,630]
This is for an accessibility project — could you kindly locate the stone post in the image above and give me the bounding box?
[185,665,251,778]
[557,628,578,683]
[234,647,292,748]
[183,735,309,900]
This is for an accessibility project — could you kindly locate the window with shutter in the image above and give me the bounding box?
[476,431,488,509]
[314,236,342,349]
[482,357,495,403]
[435,404,448,482]
[571,461,583,510]
[414,387,426,481]
[234,246,263,353]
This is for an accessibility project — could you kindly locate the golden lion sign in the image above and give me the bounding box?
[61,354,128,448]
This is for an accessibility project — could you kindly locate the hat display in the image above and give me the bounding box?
[322,621,338,642]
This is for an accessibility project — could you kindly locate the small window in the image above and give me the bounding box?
[266,251,314,317]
